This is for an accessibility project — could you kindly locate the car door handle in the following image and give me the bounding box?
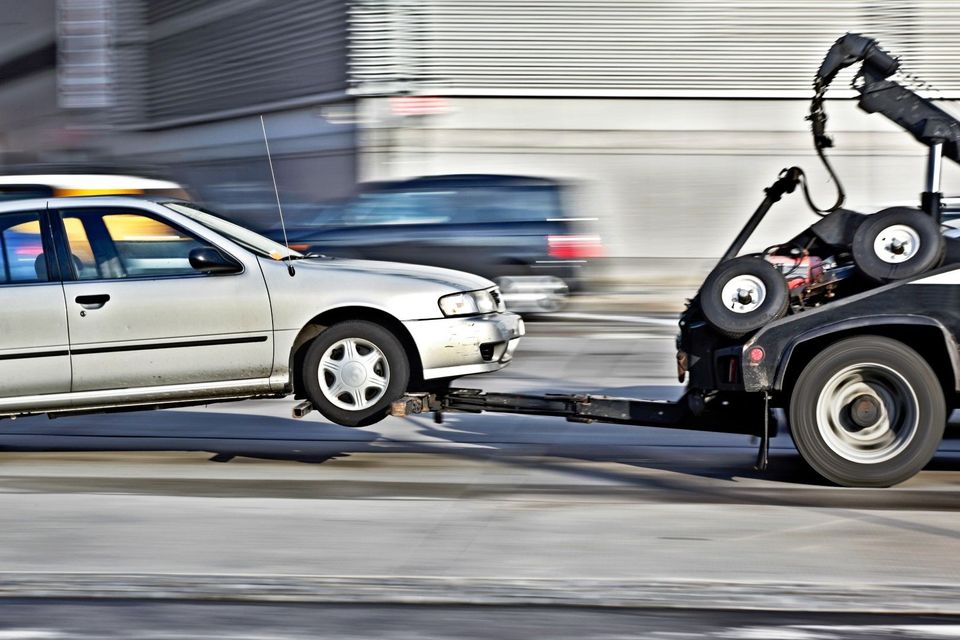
[75,294,110,310]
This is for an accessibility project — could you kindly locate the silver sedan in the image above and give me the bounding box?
[0,197,524,426]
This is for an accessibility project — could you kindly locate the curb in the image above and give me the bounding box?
[1,574,958,614]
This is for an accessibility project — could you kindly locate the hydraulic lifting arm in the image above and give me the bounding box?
[812,33,960,217]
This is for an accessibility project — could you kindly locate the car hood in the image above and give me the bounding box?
[258,255,497,326]
[292,257,494,291]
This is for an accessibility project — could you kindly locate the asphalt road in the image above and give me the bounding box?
[1,600,959,639]
[1,319,959,635]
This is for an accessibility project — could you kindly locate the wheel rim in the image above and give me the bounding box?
[720,274,767,313]
[318,337,390,411]
[815,363,919,464]
[873,224,921,264]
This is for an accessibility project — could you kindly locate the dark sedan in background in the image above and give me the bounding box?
[272,175,603,313]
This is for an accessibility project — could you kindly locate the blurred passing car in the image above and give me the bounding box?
[0,196,523,427]
[277,175,603,313]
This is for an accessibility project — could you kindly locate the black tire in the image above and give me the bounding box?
[700,256,789,338]
[852,208,944,282]
[302,320,410,427]
[789,336,945,487]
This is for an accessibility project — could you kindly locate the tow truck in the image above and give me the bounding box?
[381,35,960,488]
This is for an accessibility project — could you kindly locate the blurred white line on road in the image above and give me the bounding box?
[719,628,832,639]
[723,626,960,639]
[799,625,960,638]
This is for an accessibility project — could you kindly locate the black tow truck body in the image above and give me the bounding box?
[384,34,960,484]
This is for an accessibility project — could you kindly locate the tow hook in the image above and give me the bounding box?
[676,350,688,383]
[292,400,314,419]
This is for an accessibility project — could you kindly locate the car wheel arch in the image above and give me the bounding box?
[289,306,424,399]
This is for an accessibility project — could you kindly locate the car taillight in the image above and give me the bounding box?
[14,243,42,256]
[547,234,604,259]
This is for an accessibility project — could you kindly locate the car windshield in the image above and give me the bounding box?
[163,202,301,259]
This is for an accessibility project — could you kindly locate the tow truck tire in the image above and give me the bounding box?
[789,336,945,487]
[302,320,410,427]
[700,257,789,338]
[852,208,944,282]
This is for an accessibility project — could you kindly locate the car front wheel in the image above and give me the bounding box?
[302,320,410,427]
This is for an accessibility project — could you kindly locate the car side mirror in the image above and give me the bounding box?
[189,247,242,274]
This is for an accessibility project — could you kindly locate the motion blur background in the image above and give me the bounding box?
[3,0,960,292]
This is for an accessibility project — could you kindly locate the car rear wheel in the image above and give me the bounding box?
[302,320,410,427]
[788,336,945,487]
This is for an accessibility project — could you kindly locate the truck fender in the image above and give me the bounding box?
[771,315,960,392]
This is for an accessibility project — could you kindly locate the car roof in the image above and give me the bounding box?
[0,195,177,214]
[360,174,561,191]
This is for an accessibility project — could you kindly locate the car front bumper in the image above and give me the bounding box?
[404,312,526,380]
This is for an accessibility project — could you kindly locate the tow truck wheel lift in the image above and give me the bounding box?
[353,34,960,489]
[389,388,772,458]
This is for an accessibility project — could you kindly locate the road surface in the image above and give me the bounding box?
[1,319,958,637]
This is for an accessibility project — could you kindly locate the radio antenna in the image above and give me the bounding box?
[260,115,295,275]
[260,115,291,251]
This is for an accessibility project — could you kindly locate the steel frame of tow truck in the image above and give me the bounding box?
[378,148,946,467]
[361,141,946,472]
[374,100,960,470]
[387,388,776,468]
[389,388,765,432]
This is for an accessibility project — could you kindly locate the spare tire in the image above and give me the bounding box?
[700,256,789,338]
[852,207,944,282]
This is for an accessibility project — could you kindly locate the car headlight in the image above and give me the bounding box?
[439,288,503,317]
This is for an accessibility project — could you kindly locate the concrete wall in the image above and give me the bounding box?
[104,105,358,228]
[358,96,954,285]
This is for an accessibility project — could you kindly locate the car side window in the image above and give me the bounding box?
[455,186,562,223]
[343,190,454,226]
[0,211,48,284]
[61,209,207,280]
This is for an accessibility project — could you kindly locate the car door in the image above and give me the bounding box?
[54,205,274,392]
[0,208,71,399]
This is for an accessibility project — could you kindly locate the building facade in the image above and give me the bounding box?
[1,0,959,279]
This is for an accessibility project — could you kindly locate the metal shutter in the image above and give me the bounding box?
[350,0,960,98]
[145,0,207,25]
[115,0,350,127]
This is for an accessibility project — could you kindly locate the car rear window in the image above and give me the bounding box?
[340,190,455,226]
[0,212,46,283]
